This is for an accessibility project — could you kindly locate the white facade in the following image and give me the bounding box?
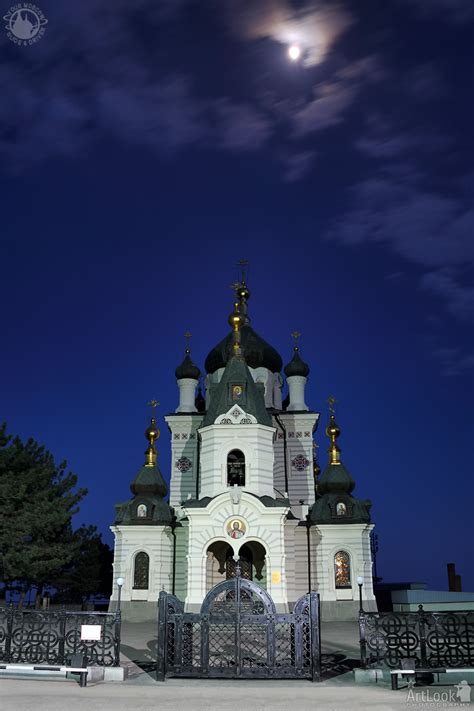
[111,309,377,621]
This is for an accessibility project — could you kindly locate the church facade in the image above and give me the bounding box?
[110,281,377,621]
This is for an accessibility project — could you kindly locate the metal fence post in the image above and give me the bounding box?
[310,592,321,682]
[418,604,427,667]
[58,608,66,664]
[5,604,14,662]
[156,592,167,681]
[114,609,122,667]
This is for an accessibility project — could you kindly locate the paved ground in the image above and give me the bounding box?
[1,620,471,710]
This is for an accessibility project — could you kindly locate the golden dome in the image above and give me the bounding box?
[145,417,160,444]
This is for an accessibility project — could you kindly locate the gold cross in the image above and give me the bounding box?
[184,331,192,348]
[327,396,337,415]
[148,399,160,412]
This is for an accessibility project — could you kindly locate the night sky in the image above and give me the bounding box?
[1,0,473,591]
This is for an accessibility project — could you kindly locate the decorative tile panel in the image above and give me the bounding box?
[176,456,193,472]
[291,454,310,471]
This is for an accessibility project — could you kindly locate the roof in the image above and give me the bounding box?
[205,324,282,374]
[175,352,201,380]
[284,349,310,378]
[200,354,273,428]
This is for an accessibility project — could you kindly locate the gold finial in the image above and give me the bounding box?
[144,406,160,466]
[291,330,301,351]
[148,399,160,412]
[228,300,244,356]
[325,398,341,465]
[184,331,192,352]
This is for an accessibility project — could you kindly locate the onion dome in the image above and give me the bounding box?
[175,349,201,381]
[115,414,172,526]
[309,408,371,525]
[130,417,168,498]
[205,325,282,373]
[284,346,310,378]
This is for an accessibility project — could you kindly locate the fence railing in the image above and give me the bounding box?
[359,605,474,669]
[0,605,121,666]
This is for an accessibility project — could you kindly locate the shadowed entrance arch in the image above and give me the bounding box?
[206,541,267,591]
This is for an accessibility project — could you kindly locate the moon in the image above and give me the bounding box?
[288,44,301,61]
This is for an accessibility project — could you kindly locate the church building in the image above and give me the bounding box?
[110,279,377,620]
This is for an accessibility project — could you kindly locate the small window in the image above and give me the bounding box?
[137,504,147,518]
[227,449,245,487]
[133,552,150,589]
[334,550,351,588]
[336,502,346,516]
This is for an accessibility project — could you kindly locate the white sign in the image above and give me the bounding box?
[80,624,102,641]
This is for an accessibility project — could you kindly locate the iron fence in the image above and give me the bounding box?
[0,605,121,666]
[157,572,321,681]
[359,605,474,669]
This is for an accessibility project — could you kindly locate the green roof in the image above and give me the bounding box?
[201,355,272,428]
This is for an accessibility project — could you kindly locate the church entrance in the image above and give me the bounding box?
[157,567,321,682]
[206,541,267,591]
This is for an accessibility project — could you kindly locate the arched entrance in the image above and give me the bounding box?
[206,540,267,592]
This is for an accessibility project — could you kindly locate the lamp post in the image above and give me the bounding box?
[116,577,124,613]
[357,576,364,613]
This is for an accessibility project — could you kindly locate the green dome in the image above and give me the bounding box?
[284,348,310,378]
[130,464,168,498]
[175,352,201,380]
[205,324,282,374]
[318,462,355,495]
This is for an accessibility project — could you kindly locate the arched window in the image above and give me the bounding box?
[336,502,346,516]
[133,552,149,590]
[227,449,245,487]
[137,504,147,518]
[334,550,351,588]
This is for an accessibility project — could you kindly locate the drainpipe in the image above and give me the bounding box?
[274,414,289,496]
[306,515,312,594]
[171,518,177,596]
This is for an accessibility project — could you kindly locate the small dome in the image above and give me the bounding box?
[130,464,168,498]
[205,324,282,374]
[318,462,355,495]
[284,348,310,378]
[175,350,201,380]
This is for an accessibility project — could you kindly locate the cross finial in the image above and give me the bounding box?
[184,331,192,350]
[327,395,337,416]
[237,258,249,285]
[148,399,160,414]
[291,330,301,348]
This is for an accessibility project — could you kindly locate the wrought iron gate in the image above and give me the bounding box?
[157,571,321,681]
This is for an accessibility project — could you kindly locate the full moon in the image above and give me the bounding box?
[288,44,301,61]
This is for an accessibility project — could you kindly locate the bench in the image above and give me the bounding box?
[391,668,473,690]
[0,663,89,687]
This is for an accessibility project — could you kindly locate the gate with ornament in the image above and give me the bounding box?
[156,569,321,681]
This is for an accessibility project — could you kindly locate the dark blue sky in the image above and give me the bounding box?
[1,0,473,591]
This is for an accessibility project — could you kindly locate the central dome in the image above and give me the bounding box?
[205,324,283,374]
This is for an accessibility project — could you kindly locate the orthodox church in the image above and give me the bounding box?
[110,279,377,620]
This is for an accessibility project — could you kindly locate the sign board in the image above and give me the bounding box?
[271,571,281,584]
[80,624,102,641]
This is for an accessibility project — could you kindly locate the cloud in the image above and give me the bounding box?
[281,150,316,182]
[420,269,474,322]
[213,100,272,151]
[291,81,356,136]
[432,346,474,377]
[223,0,354,66]
[325,169,474,322]
[395,0,474,23]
